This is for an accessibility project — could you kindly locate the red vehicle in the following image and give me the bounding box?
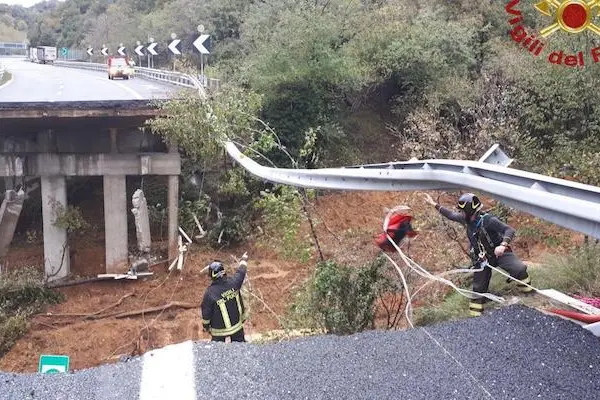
[107,56,135,80]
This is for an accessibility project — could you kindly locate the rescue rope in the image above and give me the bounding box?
[382,205,549,329]
[381,207,507,327]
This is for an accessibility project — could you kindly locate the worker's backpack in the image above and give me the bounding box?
[375,212,418,252]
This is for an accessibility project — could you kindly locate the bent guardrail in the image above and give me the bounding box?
[225,141,600,240]
[52,60,212,97]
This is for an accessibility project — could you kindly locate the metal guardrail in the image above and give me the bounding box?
[52,60,210,97]
[225,141,600,240]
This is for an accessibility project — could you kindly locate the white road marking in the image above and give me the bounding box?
[92,76,144,99]
[139,340,196,400]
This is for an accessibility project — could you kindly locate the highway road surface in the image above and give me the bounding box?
[1,305,599,399]
[0,57,179,102]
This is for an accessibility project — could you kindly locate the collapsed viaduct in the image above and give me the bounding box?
[0,100,180,281]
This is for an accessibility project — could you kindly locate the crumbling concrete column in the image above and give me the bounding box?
[41,176,70,282]
[104,175,128,274]
[167,176,179,261]
[131,189,151,253]
[167,143,179,261]
[0,188,25,271]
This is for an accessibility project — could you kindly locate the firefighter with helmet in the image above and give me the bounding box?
[423,192,533,316]
[201,253,249,342]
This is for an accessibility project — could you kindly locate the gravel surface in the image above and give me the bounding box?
[1,305,599,400]
[0,358,142,399]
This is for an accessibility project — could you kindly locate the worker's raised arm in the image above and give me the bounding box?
[231,253,248,290]
[436,204,467,223]
[423,193,465,223]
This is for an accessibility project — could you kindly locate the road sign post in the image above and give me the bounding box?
[147,40,157,69]
[135,41,144,67]
[39,355,70,374]
[192,32,210,86]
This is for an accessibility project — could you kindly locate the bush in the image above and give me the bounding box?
[206,214,252,247]
[287,256,402,335]
[0,314,27,356]
[0,267,63,357]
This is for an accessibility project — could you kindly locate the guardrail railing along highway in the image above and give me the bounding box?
[52,60,217,97]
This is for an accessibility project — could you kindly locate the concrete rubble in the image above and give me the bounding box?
[131,189,151,253]
[0,188,25,272]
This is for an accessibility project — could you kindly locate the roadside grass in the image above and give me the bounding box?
[531,242,600,296]
[414,243,600,326]
[0,71,12,86]
[0,267,63,358]
[414,271,515,326]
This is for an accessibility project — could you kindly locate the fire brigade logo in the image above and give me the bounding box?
[505,0,600,66]
[535,0,600,36]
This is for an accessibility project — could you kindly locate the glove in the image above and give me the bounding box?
[241,252,248,261]
[202,323,210,333]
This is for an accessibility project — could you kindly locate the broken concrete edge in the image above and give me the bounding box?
[0,188,25,258]
[0,99,166,111]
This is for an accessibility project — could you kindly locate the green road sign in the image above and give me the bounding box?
[38,355,70,374]
[61,47,68,56]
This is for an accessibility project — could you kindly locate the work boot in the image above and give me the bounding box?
[469,301,483,317]
[516,275,534,294]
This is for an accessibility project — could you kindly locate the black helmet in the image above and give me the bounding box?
[457,193,483,217]
[208,261,225,280]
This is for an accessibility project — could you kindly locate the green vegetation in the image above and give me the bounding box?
[0,71,11,86]
[533,243,600,296]
[2,0,598,334]
[0,268,62,357]
[0,4,30,42]
[286,256,407,335]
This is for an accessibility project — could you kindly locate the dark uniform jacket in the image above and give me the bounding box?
[201,263,248,337]
[436,205,516,263]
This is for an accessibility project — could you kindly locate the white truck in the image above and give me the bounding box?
[35,46,57,64]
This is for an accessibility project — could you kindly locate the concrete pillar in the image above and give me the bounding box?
[104,175,129,274]
[109,128,118,153]
[4,178,13,191]
[0,189,25,270]
[41,176,70,282]
[37,130,57,153]
[168,175,179,261]
[131,189,151,253]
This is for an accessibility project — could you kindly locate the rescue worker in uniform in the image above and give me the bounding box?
[201,253,248,342]
[423,192,533,316]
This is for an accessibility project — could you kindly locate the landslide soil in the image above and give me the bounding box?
[0,190,582,373]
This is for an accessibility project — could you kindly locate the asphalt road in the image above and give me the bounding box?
[1,305,599,399]
[0,58,179,102]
